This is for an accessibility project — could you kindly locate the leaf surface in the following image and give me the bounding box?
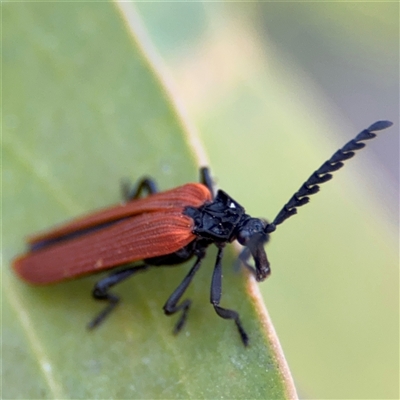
[2,2,296,399]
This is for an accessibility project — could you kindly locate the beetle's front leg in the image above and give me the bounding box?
[210,245,249,346]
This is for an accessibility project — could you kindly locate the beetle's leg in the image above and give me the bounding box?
[235,247,256,275]
[200,167,215,199]
[163,250,206,334]
[211,246,249,346]
[235,245,271,283]
[121,177,158,202]
[88,264,150,329]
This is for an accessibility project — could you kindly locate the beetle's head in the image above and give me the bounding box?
[236,217,276,282]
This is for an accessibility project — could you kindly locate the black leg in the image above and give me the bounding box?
[88,264,150,329]
[236,247,257,276]
[121,177,158,202]
[163,250,206,334]
[210,246,249,346]
[200,167,215,199]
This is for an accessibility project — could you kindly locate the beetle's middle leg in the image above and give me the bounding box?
[163,250,206,334]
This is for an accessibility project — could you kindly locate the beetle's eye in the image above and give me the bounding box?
[253,222,263,232]
[249,219,266,234]
[237,218,266,245]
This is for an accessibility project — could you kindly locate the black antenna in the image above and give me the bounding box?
[265,120,393,234]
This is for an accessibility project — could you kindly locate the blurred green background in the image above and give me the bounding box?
[134,2,399,399]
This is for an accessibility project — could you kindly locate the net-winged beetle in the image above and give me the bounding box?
[13,120,393,345]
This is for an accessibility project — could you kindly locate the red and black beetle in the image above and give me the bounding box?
[13,120,393,345]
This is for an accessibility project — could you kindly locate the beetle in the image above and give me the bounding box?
[13,120,393,345]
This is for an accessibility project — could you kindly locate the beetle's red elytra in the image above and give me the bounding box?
[14,183,211,284]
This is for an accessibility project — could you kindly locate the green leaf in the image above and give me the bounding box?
[2,2,296,399]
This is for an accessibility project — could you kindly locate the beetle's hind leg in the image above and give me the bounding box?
[121,177,158,202]
[163,251,206,334]
[88,264,150,329]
